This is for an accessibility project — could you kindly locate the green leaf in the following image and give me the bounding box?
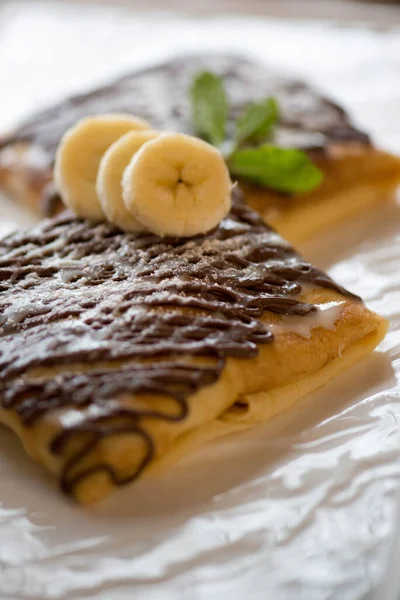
[190,71,228,147]
[228,146,323,194]
[235,97,279,146]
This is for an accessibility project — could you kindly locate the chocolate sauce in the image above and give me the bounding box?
[40,182,63,217]
[1,54,370,170]
[0,190,358,495]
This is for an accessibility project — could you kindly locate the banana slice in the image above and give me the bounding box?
[122,133,232,237]
[54,114,149,221]
[97,130,159,232]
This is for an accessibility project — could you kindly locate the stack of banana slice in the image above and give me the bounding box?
[54,114,232,237]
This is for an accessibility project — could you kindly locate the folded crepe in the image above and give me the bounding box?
[0,55,399,243]
[0,189,387,503]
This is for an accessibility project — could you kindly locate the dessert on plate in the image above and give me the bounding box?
[0,115,387,503]
[1,55,399,243]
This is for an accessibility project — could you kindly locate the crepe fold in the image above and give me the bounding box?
[1,54,399,243]
[0,192,387,503]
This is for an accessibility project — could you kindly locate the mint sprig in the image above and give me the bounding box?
[228,146,323,194]
[190,72,228,147]
[190,71,323,195]
[235,97,279,145]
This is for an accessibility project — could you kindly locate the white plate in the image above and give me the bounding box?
[0,4,400,599]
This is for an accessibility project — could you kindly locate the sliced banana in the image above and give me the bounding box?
[54,114,149,221]
[96,130,159,232]
[122,133,232,237]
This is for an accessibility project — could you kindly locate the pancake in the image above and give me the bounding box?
[0,55,399,243]
[0,189,387,503]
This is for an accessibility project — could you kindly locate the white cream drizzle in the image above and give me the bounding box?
[267,301,346,339]
[57,401,122,429]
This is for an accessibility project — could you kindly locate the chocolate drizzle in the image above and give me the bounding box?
[0,54,370,169]
[0,190,358,495]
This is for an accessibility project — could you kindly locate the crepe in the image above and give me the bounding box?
[0,55,399,243]
[0,190,387,503]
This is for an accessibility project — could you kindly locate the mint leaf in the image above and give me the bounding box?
[189,71,323,194]
[228,146,323,194]
[190,71,228,147]
[236,98,279,145]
